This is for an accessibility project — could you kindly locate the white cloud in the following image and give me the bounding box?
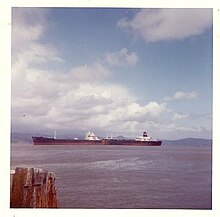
[12,8,50,56]
[12,8,167,136]
[11,8,64,101]
[117,9,212,43]
[172,113,189,121]
[12,9,44,44]
[11,8,211,139]
[104,48,138,67]
[69,62,111,82]
[12,9,60,59]
[174,91,199,100]
[164,91,199,101]
[159,124,211,140]
[11,9,142,136]
[12,72,169,136]
[66,48,138,83]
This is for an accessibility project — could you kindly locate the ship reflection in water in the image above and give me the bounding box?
[32,131,162,146]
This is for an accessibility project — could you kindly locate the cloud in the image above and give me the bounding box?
[11,8,166,136]
[117,9,212,43]
[158,124,211,140]
[104,48,138,67]
[65,47,138,83]
[164,91,199,101]
[12,74,169,136]
[172,113,189,121]
[69,62,111,82]
[11,8,64,99]
[12,8,50,55]
[11,8,211,139]
[173,91,199,100]
[12,8,62,63]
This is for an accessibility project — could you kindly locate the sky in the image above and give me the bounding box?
[11,8,213,140]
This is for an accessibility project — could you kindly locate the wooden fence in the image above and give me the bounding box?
[10,167,59,208]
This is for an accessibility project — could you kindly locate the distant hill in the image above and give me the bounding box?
[11,132,212,147]
[11,132,33,143]
[115,135,128,140]
[162,138,212,147]
[11,132,84,144]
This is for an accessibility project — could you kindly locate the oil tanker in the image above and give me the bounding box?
[32,131,162,146]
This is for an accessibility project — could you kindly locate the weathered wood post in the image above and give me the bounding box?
[10,167,59,208]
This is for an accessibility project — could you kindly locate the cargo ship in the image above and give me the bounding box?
[32,131,162,146]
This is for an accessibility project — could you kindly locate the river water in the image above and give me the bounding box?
[10,143,212,209]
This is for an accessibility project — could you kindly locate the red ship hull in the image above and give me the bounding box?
[32,137,103,145]
[102,139,162,146]
[32,137,162,146]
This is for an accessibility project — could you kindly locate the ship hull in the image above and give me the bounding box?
[32,137,103,145]
[102,139,162,146]
[32,137,162,146]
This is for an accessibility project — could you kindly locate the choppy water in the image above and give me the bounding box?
[10,143,212,209]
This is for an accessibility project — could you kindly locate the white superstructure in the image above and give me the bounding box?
[135,132,158,142]
[85,131,100,140]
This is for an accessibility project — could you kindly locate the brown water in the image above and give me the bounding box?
[10,143,212,209]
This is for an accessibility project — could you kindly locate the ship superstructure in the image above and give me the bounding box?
[84,131,100,140]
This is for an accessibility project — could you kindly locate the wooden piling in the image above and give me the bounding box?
[10,167,59,208]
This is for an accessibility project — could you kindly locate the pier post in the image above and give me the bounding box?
[10,167,59,208]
